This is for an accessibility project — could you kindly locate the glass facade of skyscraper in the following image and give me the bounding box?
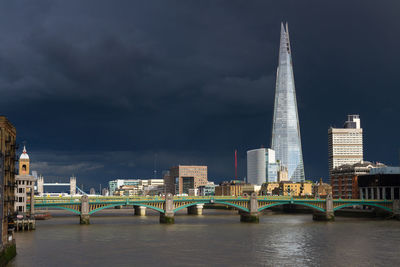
[266,149,279,183]
[271,23,305,182]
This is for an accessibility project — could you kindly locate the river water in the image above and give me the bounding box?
[9,209,400,266]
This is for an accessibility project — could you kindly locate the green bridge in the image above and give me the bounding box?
[27,194,400,224]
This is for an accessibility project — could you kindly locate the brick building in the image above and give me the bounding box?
[165,165,208,195]
[0,116,17,262]
[330,161,384,199]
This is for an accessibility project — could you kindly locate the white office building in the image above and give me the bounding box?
[108,179,165,196]
[247,148,279,185]
[328,115,363,179]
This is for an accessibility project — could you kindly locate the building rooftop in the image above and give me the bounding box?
[332,161,386,174]
[369,166,400,175]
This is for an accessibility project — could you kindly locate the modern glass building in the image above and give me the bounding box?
[266,149,279,183]
[247,148,279,185]
[271,23,305,182]
[109,179,140,195]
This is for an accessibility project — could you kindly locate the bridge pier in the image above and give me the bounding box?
[187,204,204,215]
[160,193,174,224]
[29,190,35,217]
[313,194,335,221]
[240,193,259,223]
[134,206,147,216]
[393,200,400,220]
[80,195,90,224]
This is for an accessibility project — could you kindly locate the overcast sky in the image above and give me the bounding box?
[1,0,399,189]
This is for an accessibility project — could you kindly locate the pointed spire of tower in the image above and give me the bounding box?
[285,22,291,54]
[20,145,29,160]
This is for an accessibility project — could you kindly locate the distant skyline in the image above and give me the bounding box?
[1,1,400,188]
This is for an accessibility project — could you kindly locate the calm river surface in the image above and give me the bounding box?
[9,209,400,266]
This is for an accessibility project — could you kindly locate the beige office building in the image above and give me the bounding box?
[166,165,208,195]
[328,115,363,180]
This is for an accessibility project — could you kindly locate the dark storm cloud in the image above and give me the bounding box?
[1,0,399,188]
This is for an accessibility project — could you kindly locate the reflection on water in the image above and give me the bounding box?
[9,209,400,267]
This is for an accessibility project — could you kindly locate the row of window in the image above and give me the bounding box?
[332,147,363,151]
[331,139,362,144]
[17,180,34,185]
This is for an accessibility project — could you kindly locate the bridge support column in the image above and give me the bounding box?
[240,193,259,223]
[134,206,147,216]
[313,194,335,221]
[187,204,204,215]
[393,200,400,220]
[29,190,35,218]
[160,193,174,224]
[80,195,90,224]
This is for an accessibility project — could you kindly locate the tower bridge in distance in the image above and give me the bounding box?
[27,194,400,224]
[37,176,87,196]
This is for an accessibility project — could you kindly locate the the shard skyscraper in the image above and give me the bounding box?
[271,22,305,182]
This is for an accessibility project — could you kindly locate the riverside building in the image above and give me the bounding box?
[271,23,305,182]
[14,146,36,214]
[198,182,216,196]
[215,180,247,196]
[358,167,400,200]
[109,179,140,195]
[165,165,208,195]
[328,115,363,179]
[313,178,332,198]
[0,116,17,263]
[260,181,312,197]
[110,179,164,196]
[330,161,384,199]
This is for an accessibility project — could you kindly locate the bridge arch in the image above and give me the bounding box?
[89,203,165,215]
[173,200,250,213]
[258,202,326,213]
[35,205,81,215]
[333,203,392,213]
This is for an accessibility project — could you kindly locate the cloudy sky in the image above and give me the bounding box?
[1,0,399,189]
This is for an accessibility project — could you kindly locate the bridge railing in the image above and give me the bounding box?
[33,196,395,205]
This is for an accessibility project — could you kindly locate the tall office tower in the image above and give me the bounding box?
[271,22,305,182]
[328,115,363,179]
[247,148,279,185]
